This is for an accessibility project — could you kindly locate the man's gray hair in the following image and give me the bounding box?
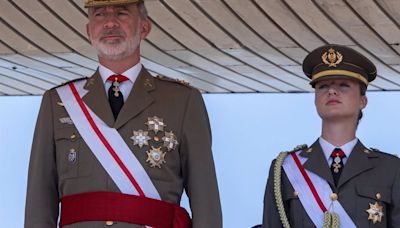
[87,1,148,20]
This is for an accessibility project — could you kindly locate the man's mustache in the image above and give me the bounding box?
[100,29,125,38]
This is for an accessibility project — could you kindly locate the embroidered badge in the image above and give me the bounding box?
[322,48,343,67]
[366,201,384,224]
[145,116,166,134]
[146,147,166,168]
[130,130,150,148]
[68,149,77,164]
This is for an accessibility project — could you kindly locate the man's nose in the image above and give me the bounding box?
[103,14,119,29]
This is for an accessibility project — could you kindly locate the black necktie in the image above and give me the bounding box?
[330,148,346,186]
[107,75,128,119]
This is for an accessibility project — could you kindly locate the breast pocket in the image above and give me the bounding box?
[282,187,310,227]
[55,127,93,180]
[356,184,391,228]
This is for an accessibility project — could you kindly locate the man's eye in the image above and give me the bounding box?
[340,83,350,87]
[317,84,328,89]
[118,11,129,16]
[94,12,104,17]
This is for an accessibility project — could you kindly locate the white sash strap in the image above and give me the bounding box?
[283,151,356,228]
[56,80,160,200]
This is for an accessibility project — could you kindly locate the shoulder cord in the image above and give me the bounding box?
[273,152,340,228]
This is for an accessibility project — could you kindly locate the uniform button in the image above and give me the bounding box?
[70,134,76,140]
[376,193,381,200]
[105,221,114,226]
[293,191,299,197]
[330,193,338,201]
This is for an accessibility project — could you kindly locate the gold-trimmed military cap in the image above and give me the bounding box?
[303,44,376,87]
[85,0,142,8]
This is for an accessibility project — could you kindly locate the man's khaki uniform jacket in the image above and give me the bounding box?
[25,68,222,228]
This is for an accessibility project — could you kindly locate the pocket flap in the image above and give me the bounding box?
[356,184,391,203]
[55,127,81,141]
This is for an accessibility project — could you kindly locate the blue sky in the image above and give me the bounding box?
[1,91,400,227]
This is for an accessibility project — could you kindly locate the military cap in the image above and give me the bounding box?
[303,44,376,87]
[85,0,143,8]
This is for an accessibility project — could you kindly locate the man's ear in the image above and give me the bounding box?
[86,23,92,42]
[140,19,152,40]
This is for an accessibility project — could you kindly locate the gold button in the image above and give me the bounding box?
[105,221,113,226]
[330,193,338,201]
[70,134,76,140]
[376,193,381,200]
[293,191,299,197]
[154,136,160,141]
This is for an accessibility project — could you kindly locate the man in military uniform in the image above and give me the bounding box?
[262,44,400,227]
[24,0,222,227]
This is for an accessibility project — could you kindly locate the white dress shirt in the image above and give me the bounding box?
[99,63,142,102]
[319,137,358,165]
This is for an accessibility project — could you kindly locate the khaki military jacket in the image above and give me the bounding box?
[262,140,400,228]
[25,68,222,228]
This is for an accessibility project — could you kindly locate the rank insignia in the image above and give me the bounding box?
[68,149,77,164]
[322,48,343,67]
[145,116,166,134]
[146,147,166,168]
[162,131,178,151]
[59,117,73,125]
[366,201,384,224]
[130,130,150,148]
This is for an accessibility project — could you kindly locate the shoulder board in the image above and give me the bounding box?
[51,77,87,90]
[368,147,399,158]
[156,75,191,87]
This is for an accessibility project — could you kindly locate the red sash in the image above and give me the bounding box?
[60,192,191,228]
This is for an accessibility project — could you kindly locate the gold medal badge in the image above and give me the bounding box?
[146,147,166,168]
[366,201,384,224]
[322,48,343,67]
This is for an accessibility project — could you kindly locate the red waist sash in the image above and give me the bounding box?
[60,192,191,228]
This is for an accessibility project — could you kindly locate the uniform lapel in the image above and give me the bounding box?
[114,68,155,129]
[337,141,376,188]
[300,140,335,187]
[82,71,115,128]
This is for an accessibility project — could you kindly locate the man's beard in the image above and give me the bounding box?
[92,28,141,61]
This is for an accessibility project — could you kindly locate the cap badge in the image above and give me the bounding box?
[366,201,384,224]
[322,48,343,67]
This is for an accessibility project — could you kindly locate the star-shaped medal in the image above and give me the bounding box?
[162,131,178,151]
[366,201,384,224]
[145,116,166,134]
[146,147,166,168]
[130,130,150,148]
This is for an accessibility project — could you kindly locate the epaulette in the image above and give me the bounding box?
[156,75,191,87]
[291,144,308,153]
[51,77,88,90]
